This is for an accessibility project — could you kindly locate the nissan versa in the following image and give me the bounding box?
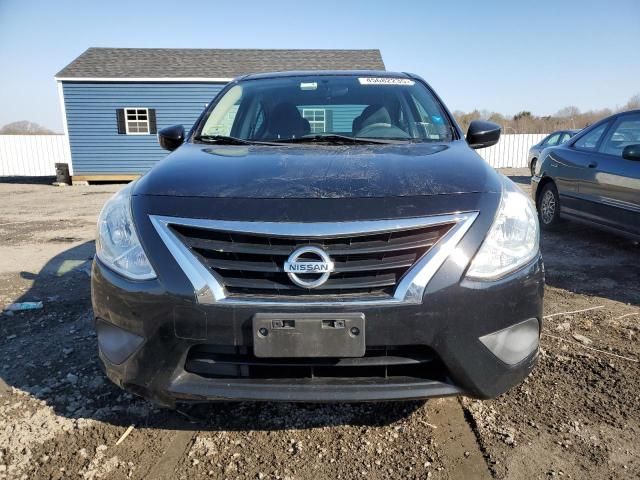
[92,71,543,406]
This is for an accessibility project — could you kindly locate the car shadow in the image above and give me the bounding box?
[541,222,640,306]
[507,175,530,187]
[0,241,424,432]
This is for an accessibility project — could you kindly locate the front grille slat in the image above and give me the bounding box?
[203,252,417,274]
[333,253,417,273]
[222,273,398,291]
[324,237,437,255]
[170,221,455,300]
[205,258,281,272]
[178,228,443,255]
[184,237,292,256]
[188,353,431,368]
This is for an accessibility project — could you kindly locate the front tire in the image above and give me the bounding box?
[538,182,561,230]
[530,158,537,176]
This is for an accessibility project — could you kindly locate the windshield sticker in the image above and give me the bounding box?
[358,77,415,86]
[300,82,318,90]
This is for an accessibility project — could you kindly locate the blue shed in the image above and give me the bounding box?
[55,48,385,183]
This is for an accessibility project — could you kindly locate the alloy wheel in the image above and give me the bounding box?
[540,189,556,224]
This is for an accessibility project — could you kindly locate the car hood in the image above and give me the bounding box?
[134,140,502,198]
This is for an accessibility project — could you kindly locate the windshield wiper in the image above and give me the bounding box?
[194,134,408,146]
[274,134,408,145]
[193,135,281,146]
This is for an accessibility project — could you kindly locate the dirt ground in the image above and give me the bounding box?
[0,170,638,480]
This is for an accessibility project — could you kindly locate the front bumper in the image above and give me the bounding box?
[531,175,542,203]
[92,252,544,406]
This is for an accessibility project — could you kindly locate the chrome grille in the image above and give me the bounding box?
[149,213,479,305]
[169,222,454,299]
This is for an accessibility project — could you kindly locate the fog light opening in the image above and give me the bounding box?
[96,319,144,365]
[479,318,539,365]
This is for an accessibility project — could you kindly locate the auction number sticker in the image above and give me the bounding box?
[358,77,415,86]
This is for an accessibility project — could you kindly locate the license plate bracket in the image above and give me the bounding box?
[252,313,365,358]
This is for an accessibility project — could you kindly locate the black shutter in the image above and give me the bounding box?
[148,109,157,134]
[116,109,126,134]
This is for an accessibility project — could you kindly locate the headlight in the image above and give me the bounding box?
[96,183,156,280]
[466,177,539,280]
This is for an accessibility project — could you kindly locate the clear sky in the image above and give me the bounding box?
[0,0,638,132]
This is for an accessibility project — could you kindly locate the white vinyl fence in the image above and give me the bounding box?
[0,133,546,177]
[0,135,70,177]
[477,133,546,169]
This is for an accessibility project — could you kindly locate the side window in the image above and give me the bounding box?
[201,85,243,136]
[545,133,561,146]
[559,133,572,144]
[204,104,240,136]
[598,115,640,157]
[574,123,608,151]
[410,93,449,140]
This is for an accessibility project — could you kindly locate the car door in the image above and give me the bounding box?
[547,121,610,217]
[588,113,640,236]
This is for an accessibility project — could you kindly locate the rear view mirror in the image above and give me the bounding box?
[158,125,185,151]
[622,144,640,161]
[466,121,501,149]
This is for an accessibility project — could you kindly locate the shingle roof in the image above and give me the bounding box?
[56,48,385,79]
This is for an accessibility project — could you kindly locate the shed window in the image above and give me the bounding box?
[116,108,157,135]
[125,108,150,134]
[302,109,326,133]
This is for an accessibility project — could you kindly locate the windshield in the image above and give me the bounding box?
[196,75,454,144]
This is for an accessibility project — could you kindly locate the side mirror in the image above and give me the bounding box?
[622,144,640,161]
[158,125,185,151]
[466,120,501,149]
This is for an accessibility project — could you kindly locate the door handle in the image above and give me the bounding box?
[587,162,598,168]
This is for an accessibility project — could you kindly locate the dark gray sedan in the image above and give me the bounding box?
[91,71,543,406]
[528,129,579,175]
[531,110,640,240]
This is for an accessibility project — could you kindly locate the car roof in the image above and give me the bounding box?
[573,110,640,134]
[600,109,640,122]
[239,70,411,81]
[546,129,579,134]
[616,109,640,116]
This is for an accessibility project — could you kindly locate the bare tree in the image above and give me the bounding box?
[555,106,581,118]
[555,106,580,129]
[452,110,481,133]
[0,121,54,135]
[623,94,640,111]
